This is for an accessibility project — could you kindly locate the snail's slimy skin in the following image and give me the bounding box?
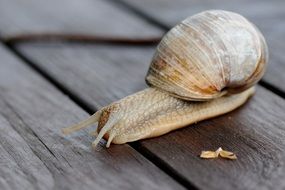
[62,87,255,148]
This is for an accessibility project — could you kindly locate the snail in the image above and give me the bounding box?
[62,10,268,148]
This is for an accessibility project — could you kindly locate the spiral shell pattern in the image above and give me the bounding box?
[146,10,268,101]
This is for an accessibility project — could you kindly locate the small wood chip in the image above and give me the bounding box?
[200,147,237,160]
[200,150,219,159]
[219,149,237,160]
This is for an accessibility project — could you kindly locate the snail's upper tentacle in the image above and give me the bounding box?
[61,110,101,135]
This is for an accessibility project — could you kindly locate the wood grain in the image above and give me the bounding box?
[16,43,152,108]
[16,42,285,189]
[118,0,285,94]
[0,44,184,190]
[0,0,163,38]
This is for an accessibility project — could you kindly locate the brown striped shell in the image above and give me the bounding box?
[146,10,268,101]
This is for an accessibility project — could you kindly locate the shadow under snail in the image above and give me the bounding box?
[62,10,268,148]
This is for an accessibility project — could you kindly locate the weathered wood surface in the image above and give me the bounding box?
[16,42,285,189]
[16,43,152,108]
[0,0,163,38]
[0,44,184,190]
[119,0,285,94]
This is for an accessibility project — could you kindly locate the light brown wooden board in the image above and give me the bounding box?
[16,42,285,189]
[118,0,285,94]
[0,0,163,38]
[0,44,184,190]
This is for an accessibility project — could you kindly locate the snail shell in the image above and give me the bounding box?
[146,10,268,101]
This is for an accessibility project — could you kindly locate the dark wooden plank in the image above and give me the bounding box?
[118,0,285,95]
[0,0,163,38]
[0,44,184,190]
[16,42,285,189]
[118,0,285,27]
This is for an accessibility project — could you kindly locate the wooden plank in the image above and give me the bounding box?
[0,0,163,38]
[118,0,285,94]
[16,43,152,108]
[16,42,285,189]
[118,0,285,27]
[0,44,184,190]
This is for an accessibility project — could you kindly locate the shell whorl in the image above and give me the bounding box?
[146,10,268,101]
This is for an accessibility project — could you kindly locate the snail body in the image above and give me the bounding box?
[62,10,268,148]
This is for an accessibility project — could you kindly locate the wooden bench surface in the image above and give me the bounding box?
[0,0,285,189]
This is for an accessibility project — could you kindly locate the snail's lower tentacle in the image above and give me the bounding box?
[91,117,118,148]
[106,133,116,148]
